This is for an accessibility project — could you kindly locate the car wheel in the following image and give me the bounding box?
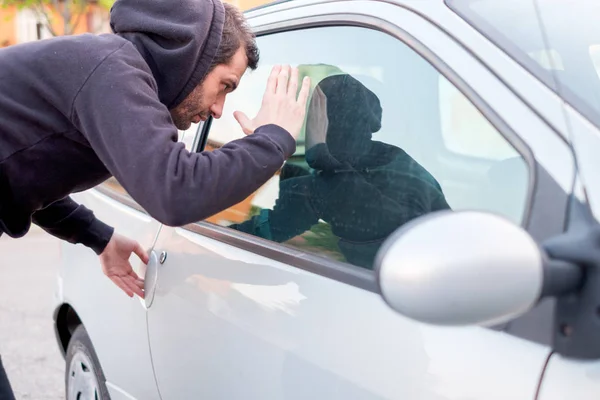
[65,325,111,400]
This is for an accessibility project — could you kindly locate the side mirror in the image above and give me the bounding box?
[376,211,581,327]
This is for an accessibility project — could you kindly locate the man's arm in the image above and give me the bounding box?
[32,197,113,255]
[71,50,308,227]
[32,198,147,298]
[231,176,318,243]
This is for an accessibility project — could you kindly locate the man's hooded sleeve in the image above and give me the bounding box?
[32,197,114,255]
[70,44,295,227]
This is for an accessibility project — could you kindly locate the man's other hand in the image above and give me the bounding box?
[234,65,311,139]
[99,233,148,298]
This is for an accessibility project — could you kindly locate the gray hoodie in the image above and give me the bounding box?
[0,0,295,254]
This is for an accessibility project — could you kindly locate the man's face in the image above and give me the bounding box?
[170,47,248,130]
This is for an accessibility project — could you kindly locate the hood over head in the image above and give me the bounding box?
[306,74,383,170]
[110,0,225,109]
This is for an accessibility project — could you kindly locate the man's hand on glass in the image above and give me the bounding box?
[234,65,311,139]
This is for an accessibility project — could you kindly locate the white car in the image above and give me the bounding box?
[53,0,600,399]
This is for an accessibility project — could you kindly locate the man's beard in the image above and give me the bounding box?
[169,86,205,130]
[170,112,190,130]
[170,105,199,130]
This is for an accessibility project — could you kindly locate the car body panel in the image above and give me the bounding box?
[536,7,600,397]
[563,106,600,220]
[147,226,549,400]
[538,355,600,400]
[54,190,161,400]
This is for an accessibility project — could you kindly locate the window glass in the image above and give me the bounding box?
[439,78,517,160]
[447,0,600,129]
[203,26,529,270]
[527,49,564,71]
[591,45,600,80]
[179,123,201,151]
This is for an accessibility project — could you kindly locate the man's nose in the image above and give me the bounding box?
[210,100,224,119]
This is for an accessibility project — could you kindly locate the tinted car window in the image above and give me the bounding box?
[202,26,529,270]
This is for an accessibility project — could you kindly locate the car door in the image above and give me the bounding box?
[59,124,200,400]
[62,188,162,400]
[144,1,575,399]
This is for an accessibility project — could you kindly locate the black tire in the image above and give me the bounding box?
[65,326,111,400]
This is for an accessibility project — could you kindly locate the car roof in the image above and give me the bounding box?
[246,0,294,13]
[245,0,441,14]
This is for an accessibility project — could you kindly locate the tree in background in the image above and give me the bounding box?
[1,0,114,36]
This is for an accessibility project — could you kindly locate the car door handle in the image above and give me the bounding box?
[145,250,160,308]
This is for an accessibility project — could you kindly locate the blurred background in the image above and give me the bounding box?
[0,0,272,47]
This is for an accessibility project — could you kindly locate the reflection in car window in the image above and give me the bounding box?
[527,49,564,71]
[202,26,529,270]
[447,0,600,128]
[439,78,517,160]
[232,74,451,268]
[591,45,600,80]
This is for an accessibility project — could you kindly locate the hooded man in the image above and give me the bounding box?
[0,0,310,397]
[232,74,450,269]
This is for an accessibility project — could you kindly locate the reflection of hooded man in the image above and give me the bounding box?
[233,74,450,269]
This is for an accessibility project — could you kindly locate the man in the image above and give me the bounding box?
[0,0,310,397]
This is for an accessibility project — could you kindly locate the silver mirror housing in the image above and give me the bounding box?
[376,211,544,326]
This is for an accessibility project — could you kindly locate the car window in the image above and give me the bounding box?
[180,123,200,151]
[591,45,600,80]
[202,26,530,270]
[446,0,600,129]
[439,78,518,160]
[527,49,564,71]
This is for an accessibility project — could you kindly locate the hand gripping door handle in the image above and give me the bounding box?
[144,251,159,308]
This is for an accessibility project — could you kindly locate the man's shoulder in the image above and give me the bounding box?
[46,34,154,91]
[46,34,142,68]
[2,34,155,114]
[67,34,154,81]
[55,32,126,50]
[0,33,147,80]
